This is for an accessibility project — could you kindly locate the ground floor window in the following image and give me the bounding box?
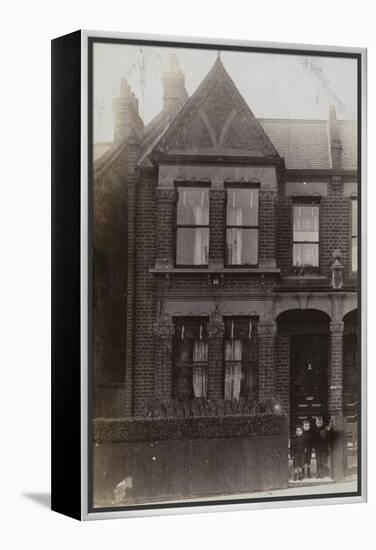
[224,317,258,400]
[173,318,208,400]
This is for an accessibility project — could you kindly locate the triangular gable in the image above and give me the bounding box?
[153,58,279,158]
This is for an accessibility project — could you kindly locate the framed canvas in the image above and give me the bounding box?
[51,30,367,520]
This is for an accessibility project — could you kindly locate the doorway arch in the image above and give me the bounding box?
[276,309,331,432]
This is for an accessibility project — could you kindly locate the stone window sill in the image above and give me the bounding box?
[149,267,281,275]
[284,275,328,280]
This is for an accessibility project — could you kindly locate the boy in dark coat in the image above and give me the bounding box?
[302,419,313,478]
[290,425,306,481]
[312,416,331,478]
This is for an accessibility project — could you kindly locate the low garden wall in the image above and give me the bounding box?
[93,408,288,507]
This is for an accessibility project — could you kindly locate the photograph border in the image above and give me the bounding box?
[82,30,367,520]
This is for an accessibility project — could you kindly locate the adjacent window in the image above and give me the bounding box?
[224,318,258,400]
[293,201,319,272]
[226,188,259,266]
[352,198,358,272]
[173,318,208,400]
[176,187,209,266]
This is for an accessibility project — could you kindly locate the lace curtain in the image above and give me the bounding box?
[192,206,209,265]
[224,339,242,400]
[227,208,243,265]
[192,340,208,397]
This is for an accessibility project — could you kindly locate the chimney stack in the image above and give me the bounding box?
[161,54,188,116]
[112,80,144,143]
[328,105,342,170]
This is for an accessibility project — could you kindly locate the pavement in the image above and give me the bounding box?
[164,478,358,503]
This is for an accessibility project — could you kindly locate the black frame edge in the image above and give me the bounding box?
[51,29,82,521]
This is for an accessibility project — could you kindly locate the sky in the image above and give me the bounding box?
[93,43,358,144]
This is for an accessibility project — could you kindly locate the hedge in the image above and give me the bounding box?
[94,413,285,443]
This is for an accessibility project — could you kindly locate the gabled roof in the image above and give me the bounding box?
[153,58,279,159]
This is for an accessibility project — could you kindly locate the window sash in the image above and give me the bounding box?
[226,188,259,266]
[293,242,319,268]
[226,228,259,266]
[226,189,259,226]
[173,321,208,398]
[293,203,319,269]
[223,319,258,400]
[176,187,209,266]
[176,227,209,266]
[177,188,209,226]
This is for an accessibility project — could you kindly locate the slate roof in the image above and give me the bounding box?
[259,118,357,170]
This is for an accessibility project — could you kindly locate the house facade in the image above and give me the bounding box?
[93,55,358,478]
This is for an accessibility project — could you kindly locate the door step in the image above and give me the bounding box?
[288,477,334,489]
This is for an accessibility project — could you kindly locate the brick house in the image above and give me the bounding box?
[93,55,358,478]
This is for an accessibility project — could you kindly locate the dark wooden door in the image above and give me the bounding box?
[291,334,328,431]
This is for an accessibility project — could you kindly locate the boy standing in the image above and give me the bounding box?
[290,425,306,481]
[312,416,331,478]
[302,419,312,478]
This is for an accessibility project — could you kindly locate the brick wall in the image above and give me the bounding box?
[320,193,351,280]
[259,190,276,265]
[155,188,177,267]
[276,333,290,420]
[124,143,141,415]
[207,337,224,399]
[160,274,276,296]
[258,322,277,400]
[133,171,158,416]
[276,195,293,276]
[209,189,226,265]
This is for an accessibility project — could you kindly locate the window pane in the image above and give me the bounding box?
[226,228,258,265]
[223,319,258,400]
[293,243,319,267]
[177,187,209,225]
[192,341,208,397]
[352,237,357,272]
[293,205,319,241]
[176,228,209,265]
[173,320,208,400]
[224,363,242,400]
[352,200,357,237]
[227,189,258,226]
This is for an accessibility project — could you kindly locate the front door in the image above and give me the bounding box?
[291,334,328,432]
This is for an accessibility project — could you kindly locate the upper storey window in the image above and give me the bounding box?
[226,188,259,266]
[176,187,209,266]
[293,200,319,273]
[352,198,358,273]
